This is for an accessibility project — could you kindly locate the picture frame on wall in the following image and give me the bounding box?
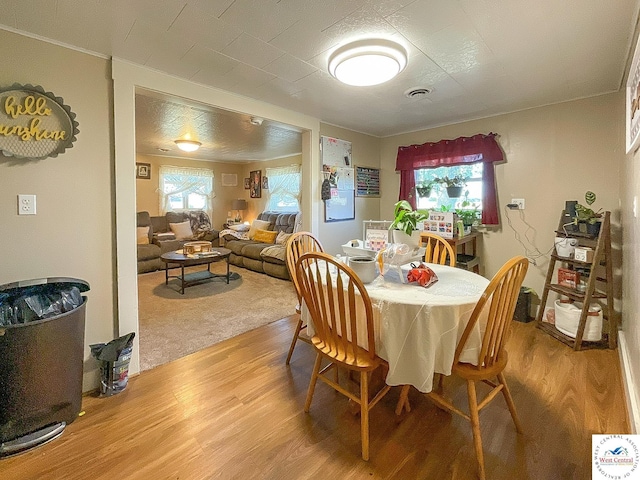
[262,176,269,190]
[244,178,250,189]
[250,170,261,198]
[627,33,640,153]
[136,163,151,180]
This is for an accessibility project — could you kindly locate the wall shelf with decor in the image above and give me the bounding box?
[535,210,615,350]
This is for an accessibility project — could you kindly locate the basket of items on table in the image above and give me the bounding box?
[341,240,436,287]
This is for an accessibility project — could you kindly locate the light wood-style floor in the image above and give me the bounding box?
[1,317,628,480]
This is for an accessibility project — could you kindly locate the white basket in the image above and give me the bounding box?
[554,300,602,341]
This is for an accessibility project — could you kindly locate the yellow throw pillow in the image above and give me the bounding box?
[253,229,278,244]
[137,226,150,245]
[169,220,193,240]
[247,219,271,239]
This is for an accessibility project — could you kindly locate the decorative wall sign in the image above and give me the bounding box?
[627,34,640,153]
[356,166,380,197]
[244,178,250,189]
[0,83,79,160]
[250,170,261,198]
[136,163,151,179]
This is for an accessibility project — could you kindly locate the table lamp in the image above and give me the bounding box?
[232,199,247,222]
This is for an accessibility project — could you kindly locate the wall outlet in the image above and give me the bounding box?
[511,198,525,210]
[18,194,36,215]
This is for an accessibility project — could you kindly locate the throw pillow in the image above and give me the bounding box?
[247,219,271,239]
[253,229,278,244]
[230,223,250,232]
[169,220,194,240]
[137,226,150,245]
[276,231,292,245]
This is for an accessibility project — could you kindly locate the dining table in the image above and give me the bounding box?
[303,262,490,393]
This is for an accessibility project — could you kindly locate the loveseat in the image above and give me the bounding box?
[221,211,299,280]
[137,210,220,273]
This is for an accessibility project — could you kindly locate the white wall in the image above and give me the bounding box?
[0,30,115,389]
[318,124,381,255]
[622,111,640,432]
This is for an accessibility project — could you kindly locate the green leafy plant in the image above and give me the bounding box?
[434,174,467,188]
[455,194,481,226]
[389,200,429,236]
[574,191,602,225]
[415,180,437,197]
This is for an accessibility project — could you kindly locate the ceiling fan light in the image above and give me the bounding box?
[328,39,407,86]
[175,139,201,152]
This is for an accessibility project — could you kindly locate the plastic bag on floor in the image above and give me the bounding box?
[90,332,135,396]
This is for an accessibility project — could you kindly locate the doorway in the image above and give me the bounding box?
[113,59,321,375]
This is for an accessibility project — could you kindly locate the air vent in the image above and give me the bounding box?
[404,87,433,99]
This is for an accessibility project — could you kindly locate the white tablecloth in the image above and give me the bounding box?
[304,263,489,393]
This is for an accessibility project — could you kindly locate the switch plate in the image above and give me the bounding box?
[511,198,525,210]
[18,194,36,215]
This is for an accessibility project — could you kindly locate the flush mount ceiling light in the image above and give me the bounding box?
[328,39,407,86]
[174,139,201,152]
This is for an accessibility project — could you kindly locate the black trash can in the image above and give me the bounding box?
[514,287,533,323]
[0,277,89,457]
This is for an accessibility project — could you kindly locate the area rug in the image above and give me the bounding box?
[137,263,297,371]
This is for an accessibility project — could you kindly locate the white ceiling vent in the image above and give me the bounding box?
[404,87,433,99]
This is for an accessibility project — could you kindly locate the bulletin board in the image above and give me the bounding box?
[321,136,352,166]
[324,189,355,223]
[356,166,380,197]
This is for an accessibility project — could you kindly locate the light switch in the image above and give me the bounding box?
[18,194,36,215]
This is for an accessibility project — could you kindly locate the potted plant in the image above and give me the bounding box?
[415,180,437,198]
[574,191,602,236]
[435,174,467,198]
[389,200,429,247]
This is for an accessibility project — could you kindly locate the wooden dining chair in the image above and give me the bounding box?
[284,231,324,365]
[405,256,528,480]
[296,251,391,461]
[421,232,456,267]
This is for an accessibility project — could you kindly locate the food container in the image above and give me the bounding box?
[574,246,594,263]
[348,256,377,284]
[554,300,602,341]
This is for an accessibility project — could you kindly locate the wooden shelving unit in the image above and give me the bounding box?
[535,210,616,350]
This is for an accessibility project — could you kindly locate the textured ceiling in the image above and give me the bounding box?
[1,0,639,160]
[135,91,302,162]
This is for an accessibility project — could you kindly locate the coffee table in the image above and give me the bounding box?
[160,247,232,294]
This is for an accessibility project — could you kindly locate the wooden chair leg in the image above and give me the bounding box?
[285,316,305,365]
[498,372,523,433]
[304,354,323,413]
[360,371,370,461]
[395,385,411,415]
[467,380,485,480]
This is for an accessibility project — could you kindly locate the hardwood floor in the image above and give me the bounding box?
[1,318,628,480]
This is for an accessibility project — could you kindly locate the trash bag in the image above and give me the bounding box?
[0,286,83,325]
[90,332,135,397]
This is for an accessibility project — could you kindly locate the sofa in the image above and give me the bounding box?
[137,210,220,273]
[221,211,299,280]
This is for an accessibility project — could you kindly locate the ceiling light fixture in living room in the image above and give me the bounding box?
[328,39,407,86]
[175,139,201,152]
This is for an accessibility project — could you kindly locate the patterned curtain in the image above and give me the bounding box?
[265,164,301,211]
[158,165,214,218]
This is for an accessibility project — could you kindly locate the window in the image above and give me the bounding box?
[159,165,214,216]
[265,165,301,212]
[415,163,483,212]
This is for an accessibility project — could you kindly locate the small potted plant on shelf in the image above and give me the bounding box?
[389,200,429,248]
[415,180,437,198]
[435,174,467,198]
[574,191,602,236]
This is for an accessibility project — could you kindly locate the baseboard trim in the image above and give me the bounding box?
[618,331,640,433]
